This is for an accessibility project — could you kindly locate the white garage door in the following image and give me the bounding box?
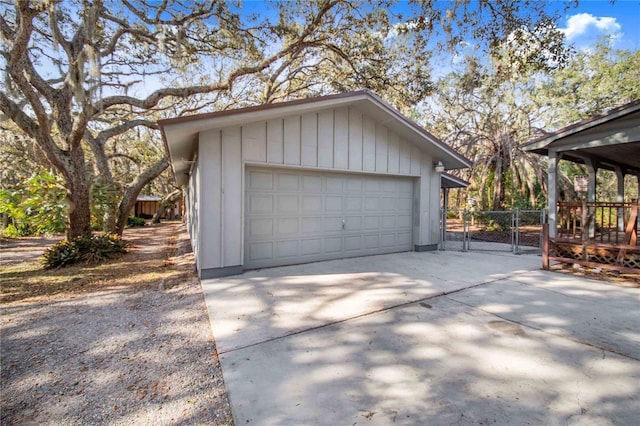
[244,167,413,269]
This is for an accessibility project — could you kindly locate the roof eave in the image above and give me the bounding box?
[522,99,640,153]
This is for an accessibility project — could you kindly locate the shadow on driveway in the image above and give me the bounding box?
[201,250,640,425]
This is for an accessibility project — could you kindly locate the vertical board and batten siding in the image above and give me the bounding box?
[185,161,199,266]
[233,106,425,175]
[194,105,436,272]
[197,130,222,271]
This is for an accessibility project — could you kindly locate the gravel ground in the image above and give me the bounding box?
[1,223,234,425]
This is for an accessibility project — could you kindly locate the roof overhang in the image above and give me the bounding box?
[522,100,640,175]
[441,172,469,189]
[159,90,472,186]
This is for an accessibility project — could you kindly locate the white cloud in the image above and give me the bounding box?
[561,13,621,40]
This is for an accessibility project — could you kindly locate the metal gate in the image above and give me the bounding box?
[441,209,545,254]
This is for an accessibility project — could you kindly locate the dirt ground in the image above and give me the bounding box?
[0,222,233,425]
[445,218,542,247]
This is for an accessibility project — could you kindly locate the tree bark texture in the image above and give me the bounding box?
[65,148,92,239]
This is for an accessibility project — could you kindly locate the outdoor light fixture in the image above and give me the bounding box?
[434,161,445,173]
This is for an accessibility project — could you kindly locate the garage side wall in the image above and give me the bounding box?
[185,160,200,268]
[196,106,438,278]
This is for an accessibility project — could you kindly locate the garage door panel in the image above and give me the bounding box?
[381,180,396,192]
[303,175,322,190]
[301,217,323,234]
[380,233,397,247]
[248,171,273,189]
[363,234,380,249]
[277,195,299,213]
[345,197,362,211]
[345,177,363,191]
[248,218,273,237]
[302,196,322,212]
[364,197,379,210]
[248,241,273,261]
[344,216,362,230]
[245,167,414,269]
[363,216,379,230]
[381,216,396,229]
[344,235,362,251]
[276,240,299,258]
[398,181,413,193]
[301,239,321,255]
[397,197,412,211]
[325,177,343,192]
[323,216,344,232]
[324,237,342,253]
[277,173,299,190]
[325,196,342,212]
[277,218,298,235]
[398,231,412,247]
[398,214,412,228]
[381,197,396,210]
[248,195,273,214]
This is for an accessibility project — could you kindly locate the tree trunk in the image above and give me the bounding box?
[66,173,92,240]
[114,157,169,235]
[151,189,182,224]
[493,159,503,211]
[63,145,93,239]
[115,188,139,236]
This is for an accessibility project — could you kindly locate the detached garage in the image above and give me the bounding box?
[159,90,470,278]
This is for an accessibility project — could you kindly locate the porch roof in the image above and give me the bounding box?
[522,99,640,175]
[441,172,469,189]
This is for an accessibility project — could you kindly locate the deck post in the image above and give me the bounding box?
[585,158,597,238]
[615,166,625,232]
[548,151,558,238]
[542,224,549,270]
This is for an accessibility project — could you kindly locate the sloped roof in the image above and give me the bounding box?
[522,99,640,175]
[441,172,469,189]
[159,90,471,186]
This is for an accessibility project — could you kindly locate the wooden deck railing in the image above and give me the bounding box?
[543,199,639,273]
[557,200,638,245]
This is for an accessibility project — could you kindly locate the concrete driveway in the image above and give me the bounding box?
[201,251,640,425]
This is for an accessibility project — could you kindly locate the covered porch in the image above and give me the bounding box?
[523,100,640,272]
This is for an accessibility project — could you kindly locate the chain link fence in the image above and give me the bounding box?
[441,209,545,254]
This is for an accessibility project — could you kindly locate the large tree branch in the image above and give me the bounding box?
[84,130,113,180]
[121,0,215,26]
[116,156,170,235]
[96,0,340,113]
[107,153,141,165]
[94,45,302,112]
[93,119,158,146]
[0,91,69,175]
[6,3,52,134]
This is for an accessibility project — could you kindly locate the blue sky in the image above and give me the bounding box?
[238,1,639,52]
[556,0,640,51]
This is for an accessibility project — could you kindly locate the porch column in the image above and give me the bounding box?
[441,187,449,250]
[548,150,558,238]
[585,158,597,238]
[615,166,624,232]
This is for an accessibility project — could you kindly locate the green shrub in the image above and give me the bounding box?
[0,172,67,236]
[1,223,22,238]
[126,216,146,228]
[41,233,128,269]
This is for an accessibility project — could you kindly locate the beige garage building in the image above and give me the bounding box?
[160,90,470,278]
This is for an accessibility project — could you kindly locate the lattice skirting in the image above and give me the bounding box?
[550,242,640,270]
